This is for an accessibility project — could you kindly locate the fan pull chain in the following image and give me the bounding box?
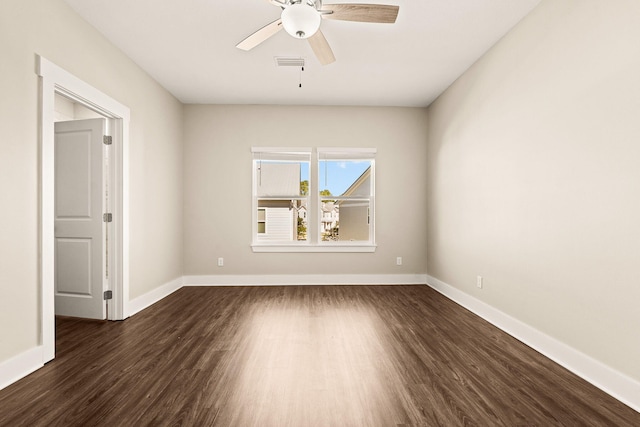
[299,66,304,88]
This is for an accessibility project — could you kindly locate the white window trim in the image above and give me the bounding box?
[251,243,376,253]
[251,147,376,253]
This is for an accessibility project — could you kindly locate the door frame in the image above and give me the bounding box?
[37,56,130,363]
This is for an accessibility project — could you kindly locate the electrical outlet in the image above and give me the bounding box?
[217,257,224,267]
[477,275,483,289]
[396,257,402,266]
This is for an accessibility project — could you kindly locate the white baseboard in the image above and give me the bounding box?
[0,346,43,391]
[184,274,428,286]
[127,276,184,317]
[426,275,640,413]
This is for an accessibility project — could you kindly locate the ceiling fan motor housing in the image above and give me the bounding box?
[281,2,322,39]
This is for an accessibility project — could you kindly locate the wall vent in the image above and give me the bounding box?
[274,57,305,67]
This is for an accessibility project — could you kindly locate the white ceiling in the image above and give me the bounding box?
[62,0,540,107]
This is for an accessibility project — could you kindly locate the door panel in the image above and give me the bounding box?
[55,134,92,218]
[54,118,106,319]
[55,238,92,295]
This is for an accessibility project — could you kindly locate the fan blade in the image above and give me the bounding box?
[321,4,399,23]
[308,30,336,65]
[236,19,283,51]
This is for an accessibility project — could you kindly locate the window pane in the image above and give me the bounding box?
[256,161,309,197]
[320,199,370,242]
[318,160,371,197]
[257,199,307,242]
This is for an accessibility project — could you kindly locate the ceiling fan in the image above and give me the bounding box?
[236,0,399,65]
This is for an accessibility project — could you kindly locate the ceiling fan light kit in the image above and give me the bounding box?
[237,0,399,65]
[282,3,322,39]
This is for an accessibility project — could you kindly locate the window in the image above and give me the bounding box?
[318,149,374,243]
[252,147,376,252]
[252,148,310,244]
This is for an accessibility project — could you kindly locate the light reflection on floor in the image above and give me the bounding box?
[218,305,403,426]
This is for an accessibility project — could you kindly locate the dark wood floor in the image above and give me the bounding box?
[0,286,638,426]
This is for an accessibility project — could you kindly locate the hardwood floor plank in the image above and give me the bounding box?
[0,285,638,426]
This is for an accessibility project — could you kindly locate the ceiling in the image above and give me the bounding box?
[62,0,540,107]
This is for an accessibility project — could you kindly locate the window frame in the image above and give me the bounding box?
[251,147,311,247]
[251,147,376,253]
[316,147,376,247]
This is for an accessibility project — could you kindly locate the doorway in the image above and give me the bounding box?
[38,56,131,363]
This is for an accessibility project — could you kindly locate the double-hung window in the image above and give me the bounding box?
[252,147,376,252]
[252,147,311,244]
[317,148,375,245]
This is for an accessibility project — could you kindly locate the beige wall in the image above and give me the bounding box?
[183,105,428,276]
[0,0,183,362]
[427,0,640,381]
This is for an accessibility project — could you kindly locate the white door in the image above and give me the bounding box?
[54,118,107,319]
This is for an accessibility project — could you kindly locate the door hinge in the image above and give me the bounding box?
[103,135,113,145]
[103,213,113,222]
[103,290,113,300]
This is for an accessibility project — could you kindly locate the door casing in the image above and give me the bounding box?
[37,56,131,363]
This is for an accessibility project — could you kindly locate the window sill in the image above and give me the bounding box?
[251,244,377,253]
